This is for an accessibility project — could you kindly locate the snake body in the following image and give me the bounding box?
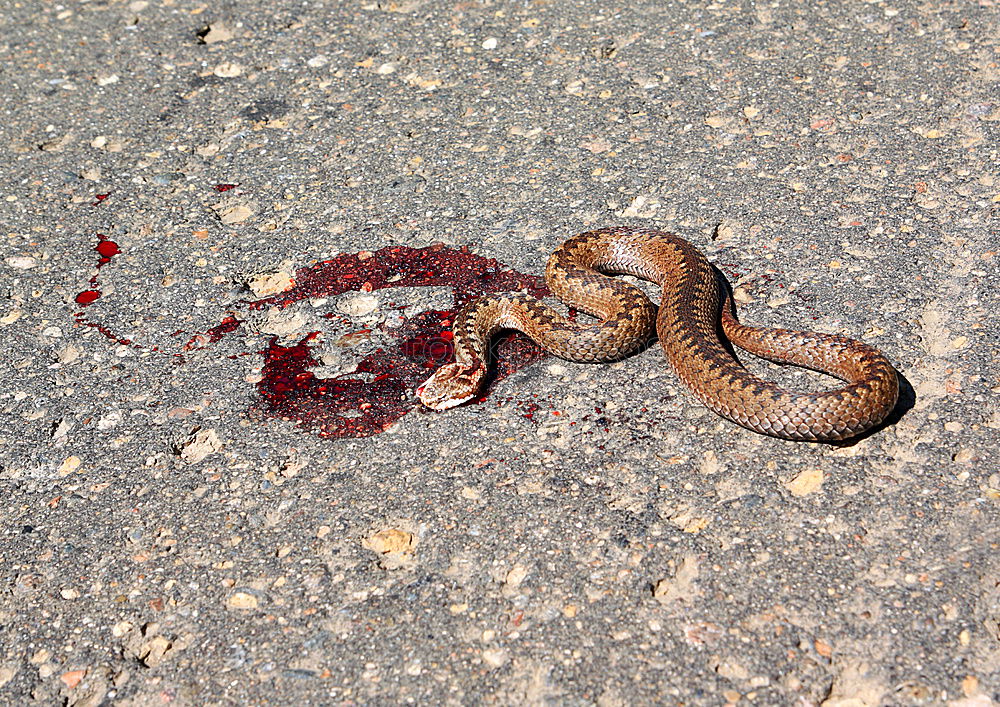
[418,227,898,441]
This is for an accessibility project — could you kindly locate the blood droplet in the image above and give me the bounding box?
[96,240,120,259]
[75,290,100,305]
[74,234,121,307]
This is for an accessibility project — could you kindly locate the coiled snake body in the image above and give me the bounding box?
[418,227,898,441]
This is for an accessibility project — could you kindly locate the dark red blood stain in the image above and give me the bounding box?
[252,310,548,438]
[246,244,550,438]
[75,290,100,305]
[214,184,239,192]
[250,244,548,310]
[206,315,241,340]
[92,193,110,206]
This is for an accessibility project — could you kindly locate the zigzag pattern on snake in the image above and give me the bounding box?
[418,227,899,441]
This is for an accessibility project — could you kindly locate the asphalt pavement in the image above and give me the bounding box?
[1,0,998,704]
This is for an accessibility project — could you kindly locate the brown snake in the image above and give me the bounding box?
[418,227,898,441]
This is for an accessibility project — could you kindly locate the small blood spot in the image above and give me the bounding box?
[75,290,100,305]
[96,240,120,259]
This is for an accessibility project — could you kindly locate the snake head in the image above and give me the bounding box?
[417,363,486,410]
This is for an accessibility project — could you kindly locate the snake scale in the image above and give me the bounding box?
[418,227,899,441]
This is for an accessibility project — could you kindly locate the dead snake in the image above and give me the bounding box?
[418,227,898,441]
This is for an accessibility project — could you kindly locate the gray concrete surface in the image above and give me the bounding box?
[2,0,999,704]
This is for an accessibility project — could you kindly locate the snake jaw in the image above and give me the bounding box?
[417,363,486,410]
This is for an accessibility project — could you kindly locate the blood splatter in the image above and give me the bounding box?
[214,184,239,192]
[92,192,110,206]
[70,235,557,437]
[73,234,120,308]
[247,244,551,437]
[183,315,241,351]
[72,233,183,354]
[92,234,119,267]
